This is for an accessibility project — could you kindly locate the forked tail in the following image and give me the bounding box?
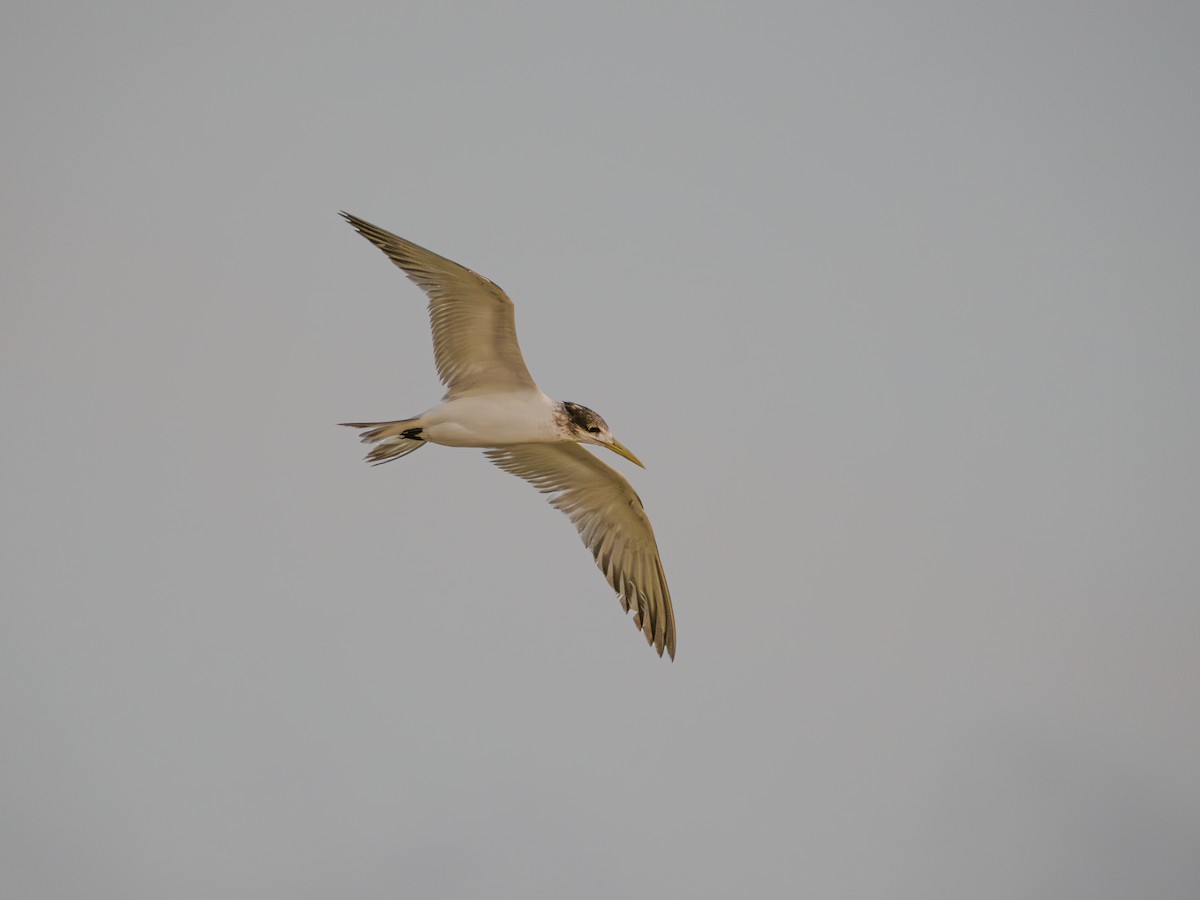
[339,418,426,466]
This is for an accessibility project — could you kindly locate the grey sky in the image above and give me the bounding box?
[3,2,1199,897]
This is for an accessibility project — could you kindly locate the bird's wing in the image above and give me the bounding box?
[342,212,538,397]
[484,443,676,659]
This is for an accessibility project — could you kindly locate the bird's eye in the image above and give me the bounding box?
[587,426,601,434]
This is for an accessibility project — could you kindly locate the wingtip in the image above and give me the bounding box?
[658,635,676,661]
[636,611,675,661]
[340,210,373,233]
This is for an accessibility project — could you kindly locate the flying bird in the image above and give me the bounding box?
[339,213,676,659]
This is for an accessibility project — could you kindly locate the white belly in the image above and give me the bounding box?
[419,391,561,447]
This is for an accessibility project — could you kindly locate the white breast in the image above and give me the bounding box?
[419,391,562,447]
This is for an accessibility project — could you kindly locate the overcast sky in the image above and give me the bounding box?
[3,2,1199,898]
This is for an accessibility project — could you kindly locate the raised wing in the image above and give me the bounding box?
[342,212,538,397]
[485,443,676,659]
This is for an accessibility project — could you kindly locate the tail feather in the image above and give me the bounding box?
[340,418,426,466]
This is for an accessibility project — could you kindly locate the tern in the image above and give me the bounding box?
[339,213,676,659]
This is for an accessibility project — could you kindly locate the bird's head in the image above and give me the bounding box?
[560,402,644,468]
